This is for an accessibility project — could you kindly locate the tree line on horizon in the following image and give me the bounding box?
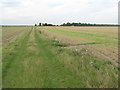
[35,22,118,26]
[35,23,58,26]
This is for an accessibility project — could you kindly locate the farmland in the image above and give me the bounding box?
[2,26,118,88]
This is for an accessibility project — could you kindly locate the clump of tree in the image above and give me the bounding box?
[35,22,118,27]
[35,23,42,26]
[42,23,53,26]
[61,22,118,26]
[35,22,59,26]
[35,24,37,26]
[39,23,42,26]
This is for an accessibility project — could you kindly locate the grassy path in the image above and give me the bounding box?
[2,27,88,88]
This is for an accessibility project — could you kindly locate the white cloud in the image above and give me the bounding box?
[0,0,119,25]
[89,6,118,24]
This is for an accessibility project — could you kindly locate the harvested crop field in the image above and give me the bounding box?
[2,26,118,88]
[2,26,31,47]
[37,26,118,66]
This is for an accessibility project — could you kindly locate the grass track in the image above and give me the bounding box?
[3,28,87,88]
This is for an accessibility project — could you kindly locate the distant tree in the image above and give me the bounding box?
[47,24,53,26]
[39,23,41,26]
[42,23,44,26]
[42,23,46,26]
[35,24,37,26]
[66,22,71,26]
[44,23,48,26]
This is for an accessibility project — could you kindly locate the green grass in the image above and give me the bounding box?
[78,42,102,45]
[51,40,69,47]
[43,28,118,46]
[51,47,118,88]
[2,27,118,88]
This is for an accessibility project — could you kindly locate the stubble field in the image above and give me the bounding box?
[2,26,118,88]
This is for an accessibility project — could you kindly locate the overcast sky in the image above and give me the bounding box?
[0,0,119,25]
